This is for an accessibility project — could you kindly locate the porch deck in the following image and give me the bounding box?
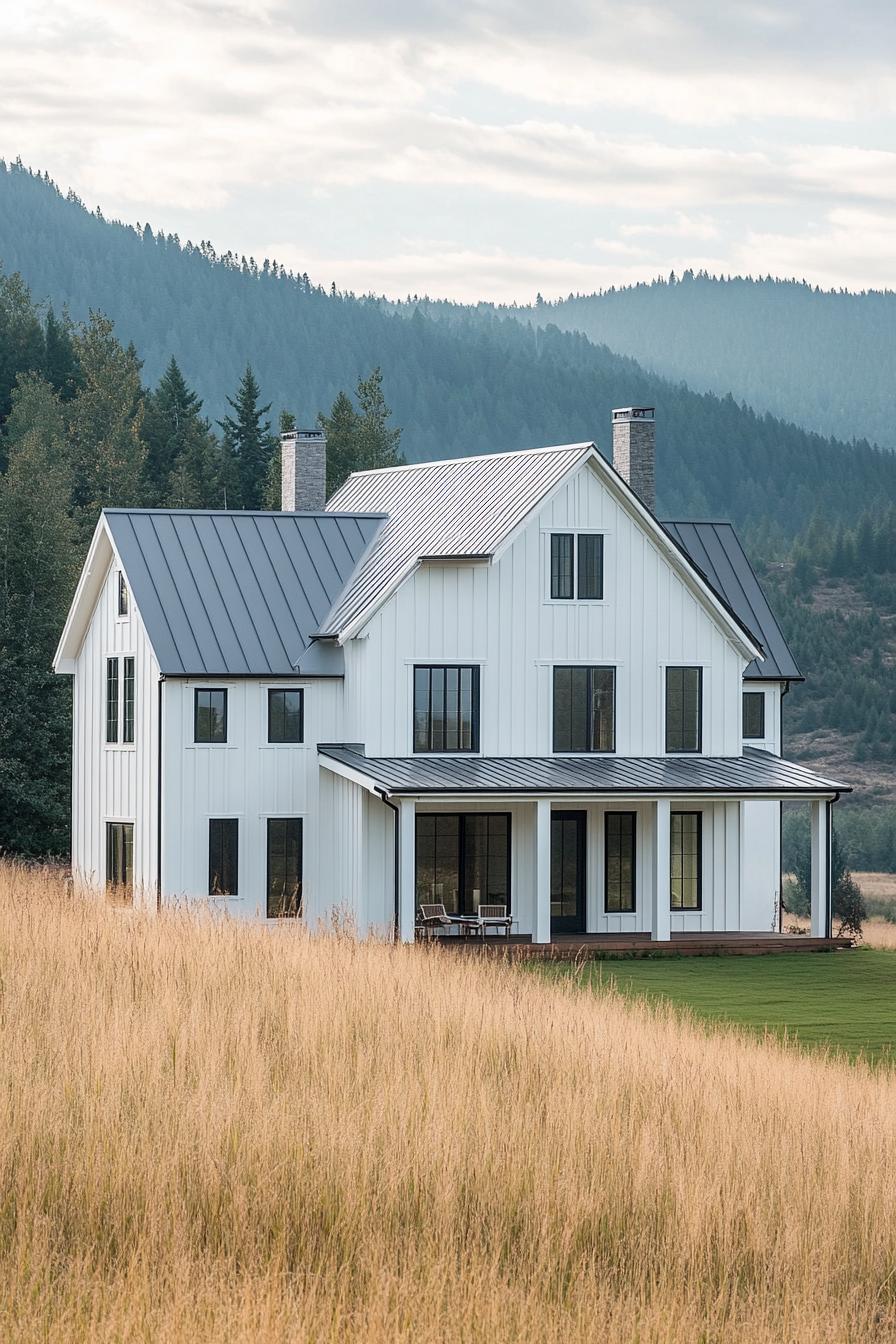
[419,931,855,959]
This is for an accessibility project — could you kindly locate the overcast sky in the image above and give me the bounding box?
[3,0,896,301]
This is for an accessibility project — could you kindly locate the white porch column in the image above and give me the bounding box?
[397,798,416,944]
[651,799,671,942]
[810,798,830,938]
[534,799,552,944]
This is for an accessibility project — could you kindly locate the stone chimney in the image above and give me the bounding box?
[281,429,327,512]
[612,406,655,513]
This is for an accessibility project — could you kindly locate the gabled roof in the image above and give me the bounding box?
[55,509,385,676]
[323,445,763,661]
[662,521,802,681]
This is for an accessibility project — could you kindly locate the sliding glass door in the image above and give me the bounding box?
[415,813,511,915]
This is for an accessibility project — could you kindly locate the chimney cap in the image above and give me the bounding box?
[281,427,326,443]
[612,406,655,421]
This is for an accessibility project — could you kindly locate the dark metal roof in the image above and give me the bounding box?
[319,745,848,797]
[661,520,801,681]
[105,509,385,676]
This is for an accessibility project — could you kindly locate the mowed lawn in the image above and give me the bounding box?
[554,951,896,1062]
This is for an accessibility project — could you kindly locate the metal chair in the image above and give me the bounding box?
[417,903,479,939]
[476,903,514,938]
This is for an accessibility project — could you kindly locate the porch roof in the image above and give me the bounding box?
[318,745,849,799]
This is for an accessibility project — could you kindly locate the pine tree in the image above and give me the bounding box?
[0,270,45,437]
[143,357,218,506]
[217,365,275,509]
[320,390,361,496]
[262,409,295,510]
[42,307,81,402]
[356,367,403,472]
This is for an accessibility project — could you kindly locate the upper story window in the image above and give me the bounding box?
[743,691,765,740]
[413,665,480,753]
[106,657,119,743]
[553,666,615,753]
[122,656,135,744]
[117,572,129,617]
[268,688,304,743]
[550,533,604,601]
[665,666,702,753]
[106,655,136,745]
[195,688,227,744]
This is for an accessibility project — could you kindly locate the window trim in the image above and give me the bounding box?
[664,665,704,755]
[208,817,239,896]
[547,530,606,603]
[194,688,228,745]
[106,657,119,744]
[604,811,636,913]
[670,811,702,911]
[742,690,766,741]
[266,816,303,918]
[122,656,135,745]
[267,687,305,744]
[412,664,481,755]
[552,664,616,754]
[550,532,574,600]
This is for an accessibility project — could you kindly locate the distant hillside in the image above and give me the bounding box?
[514,274,896,449]
[2,161,896,538]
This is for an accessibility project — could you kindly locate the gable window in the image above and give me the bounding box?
[665,666,702,753]
[553,666,615,753]
[195,689,227,744]
[106,658,119,743]
[743,691,765,740]
[550,533,604,600]
[106,821,134,899]
[413,665,480,753]
[209,818,238,895]
[122,656,135,744]
[605,812,636,912]
[671,812,702,910]
[267,818,303,918]
[117,572,129,617]
[268,688,304,743]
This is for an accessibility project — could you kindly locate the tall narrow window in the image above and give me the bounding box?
[195,689,228,743]
[671,812,702,910]
[553,666,615,753]
[605,812,636,912]
[106,657,119,743]
[267,818,303,918]
[268,688,304,743]
[743,691,765,740]
[413,666,479,753]
[117,572,129,617]
[122,656,135,744]
[106,821,134,899]
[209,819,239,895]
[577,534,604,600]
[665,666,702,753]
[550,533,574,599]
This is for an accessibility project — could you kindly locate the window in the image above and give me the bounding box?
[553,666,615,753]
[106,821,134,897]
[550,533,604,600]
[122,656,135,744]
[413,665,480,753]
[117,572,129,617]
[209,819,238,895]
[605,812,636,912]
[267,818,303,918]
[195,689,227,743]
[106,658,119,743]
[743,691,765,740]
[268,688,304,743]
[665,666,702,753]
[415,813,510,916]
[671,812,701,910]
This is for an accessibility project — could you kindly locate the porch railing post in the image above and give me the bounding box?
[534,799,551,944]
[651,799,671,942]
[398,798,416,944]
[810,797,830,938]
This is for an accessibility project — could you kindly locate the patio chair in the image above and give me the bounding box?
[417,903,478,939]
[476,903,514,938]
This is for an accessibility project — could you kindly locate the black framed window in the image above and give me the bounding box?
[743,691,765,740]
[117,572,129,617]
[106,821,134,894]
[122,656,135,744]
[553,666,615,753]
[671,812,702,910]
[665,666,702,753]
[268,688,304,743]
[550,533,604,600]
[550,533,574,599]
[106,657,119,743]
[195,688,227,743]
[413,665,479,753]
[209,819,238,895]
[605,812,636,912]
[267,818,303,918]
[415,813,510,916]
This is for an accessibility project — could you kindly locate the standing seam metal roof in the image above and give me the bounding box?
[105,509,385,675]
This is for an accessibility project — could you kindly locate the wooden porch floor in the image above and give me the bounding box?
[419,931,855,959]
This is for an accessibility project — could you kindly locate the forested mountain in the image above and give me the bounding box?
[511,274,896,449]
[2,161,896,540]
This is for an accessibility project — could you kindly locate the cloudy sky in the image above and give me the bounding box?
[3,0,896,300]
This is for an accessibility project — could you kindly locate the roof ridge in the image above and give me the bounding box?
[101,507,388,519]
[336,441,595,482]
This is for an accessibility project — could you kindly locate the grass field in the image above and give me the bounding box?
[555,951,896,1062]
[3,861,896,1342]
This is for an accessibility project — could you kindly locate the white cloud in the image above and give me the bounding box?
[621,212,719,241]
[737,209,896,291]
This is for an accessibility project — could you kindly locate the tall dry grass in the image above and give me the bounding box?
[1,861,896,1343]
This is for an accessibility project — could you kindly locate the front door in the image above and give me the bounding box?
[551,810,586,934]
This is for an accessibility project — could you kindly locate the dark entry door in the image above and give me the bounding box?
[551,811,586,934]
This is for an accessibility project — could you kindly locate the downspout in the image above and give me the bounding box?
[778,680,790,932]
[156,676,164,912]
[379,789,401,941]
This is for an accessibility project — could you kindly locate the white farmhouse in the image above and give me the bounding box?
[54,410,849,945]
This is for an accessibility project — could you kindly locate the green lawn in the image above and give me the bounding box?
[549,951,896,1063]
